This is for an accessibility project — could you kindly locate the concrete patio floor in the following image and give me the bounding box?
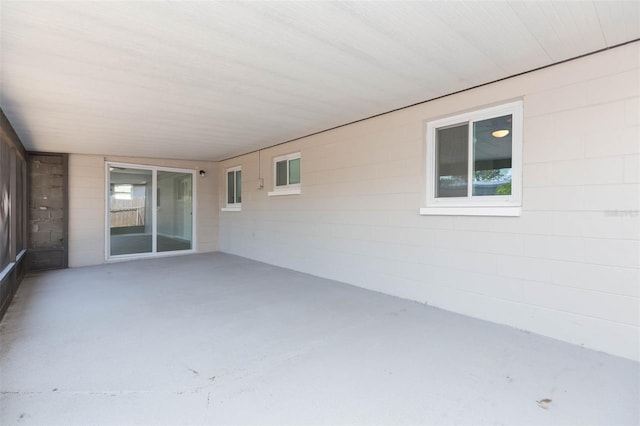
[0,253,638,425]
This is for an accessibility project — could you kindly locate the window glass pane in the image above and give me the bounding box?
[109,167,153,256]
[0,140,10,270]
[276,160,287,186]
[289,158,300,184]
[16,158,24,252]
[157,171,192,252]
[436,124,468,197]
[235,170,241,203]
[113,184,133,200]
[227,171,234,204]
[473,114,512,196]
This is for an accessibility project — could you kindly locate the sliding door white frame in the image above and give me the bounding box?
[105,162,197,262]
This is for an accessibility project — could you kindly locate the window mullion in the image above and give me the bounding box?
[467,120,474,199]
[233,171,237,203]
[151,169,158,253]
[286,159,291,186]
[234,171,239,203]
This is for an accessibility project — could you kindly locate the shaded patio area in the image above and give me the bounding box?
[1,253,637,425]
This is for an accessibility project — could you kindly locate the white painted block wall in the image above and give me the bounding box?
[68,155,219,267]
[218,42,640,361]
[68,155,105,267]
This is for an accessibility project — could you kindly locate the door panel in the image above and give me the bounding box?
[157,171,192,252]
[109,167,153,256]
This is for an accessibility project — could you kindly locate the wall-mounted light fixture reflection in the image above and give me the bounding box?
[492,129,510,138]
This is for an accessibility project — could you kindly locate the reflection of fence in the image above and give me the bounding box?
[110,198,145,228]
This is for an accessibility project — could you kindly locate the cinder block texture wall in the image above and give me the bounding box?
[68,155,219,267]
[218,42,640,361]
[28,156,65,249]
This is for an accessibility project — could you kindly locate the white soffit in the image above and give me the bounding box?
[1,1,638,161]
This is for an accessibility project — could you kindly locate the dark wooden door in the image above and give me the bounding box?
[27,152,68,271]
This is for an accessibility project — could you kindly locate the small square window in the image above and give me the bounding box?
[112,184,133,200]
[268,152,301,196]
[422,101,523,216]
[222,166,241,211]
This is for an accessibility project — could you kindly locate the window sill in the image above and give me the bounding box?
[268,188,301,197]
[16,249,27,261]
[0,262,15,283]
[221,206,241,212]
[420,206,521,217]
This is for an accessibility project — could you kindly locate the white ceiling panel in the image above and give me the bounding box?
[426,1,552,75]
[509,1,607,62]
[1,1,638,161]
[594,0,640,46]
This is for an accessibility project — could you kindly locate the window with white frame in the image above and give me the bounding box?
[421,100,523,216]
[112,184,133,200]
[222,166,241,211]
[268,152,301,196]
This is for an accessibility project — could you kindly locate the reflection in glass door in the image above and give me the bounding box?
[109,167,153,256]
[157,171,192,252]
[108,164,194,258]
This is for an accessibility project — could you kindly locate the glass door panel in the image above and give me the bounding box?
[156,171,193,252]
[109,167,153,256]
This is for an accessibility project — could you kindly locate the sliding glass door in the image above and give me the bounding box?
[107,164,194,259]
[157,171,192,252]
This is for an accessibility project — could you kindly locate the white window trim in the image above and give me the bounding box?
[0,262,14,283]
[0,250,27,283]
[268,152,301,197]
[222,165,242,211]
[422,100,523,217]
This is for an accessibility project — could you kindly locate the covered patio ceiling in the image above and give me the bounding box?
[1,1,638,161]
